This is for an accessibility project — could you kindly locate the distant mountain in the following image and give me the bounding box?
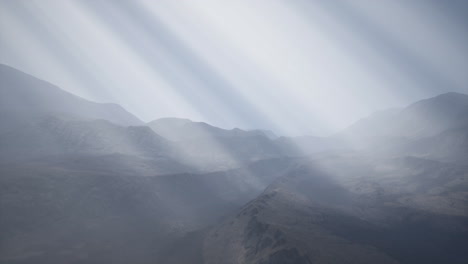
[398,92,468,137]
[252,129,278,140]
[148,118,276,141]
[0,65,291,173]
[275,135,343,156]
[149,118,287,171]
[0,65,199,175]
[397,125,468,163]
[171,133,287,171]
[0,64,143,131]
[339,92,468,142]
[0,115,166,157]
[334,92,468,164]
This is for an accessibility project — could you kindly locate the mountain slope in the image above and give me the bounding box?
[148,118,287,171]
[401,126,468,163]
[334,92,468,165]
[0,157,296,264]
[148,118,276,141]
[0,64,143,130]
[0,65,200,174]
[0,114,197,175]
[204,155,468,264]
[339,92,468,142]
[0,115,167,158]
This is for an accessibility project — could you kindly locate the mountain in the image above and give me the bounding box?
[339,92,468,143]
[0,64,143,131]
[0,157,296,264]
[274,135,344,156]
[181,93,468,263]
[0,115,166,157]
[0,65,294,173]
[171,133,287,171]
[334,92,468,164]
[148,118,288,171]
[253,129,278,140]
[0,66,302,263]
[204,155,468,264]
[401,125,468,163]
[200,93,468,263]
[148,118,276,141]
[0,114,196,175]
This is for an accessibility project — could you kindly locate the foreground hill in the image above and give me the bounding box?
[0,158,296,264]
[204,155,468,264]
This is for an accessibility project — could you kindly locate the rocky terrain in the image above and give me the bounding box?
[204,155,468,264]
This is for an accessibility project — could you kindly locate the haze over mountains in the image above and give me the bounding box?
[0,64,290,173]
[0,64,142,129]
[1,64,467,264]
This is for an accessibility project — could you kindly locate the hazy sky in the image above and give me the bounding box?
[1,0,467,136]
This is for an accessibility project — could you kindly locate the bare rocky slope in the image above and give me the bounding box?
[203,155,468,264]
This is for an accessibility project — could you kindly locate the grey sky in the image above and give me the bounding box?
[1,0,467,136]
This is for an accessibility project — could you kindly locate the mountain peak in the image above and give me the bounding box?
[435,91,468,98]
[0,65,143,127]
[406,91,468,112]
[410,92,468,109]
[340,91,468,143]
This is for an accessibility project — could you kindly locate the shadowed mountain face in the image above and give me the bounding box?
[1,65,468,264]
[0,157,297,264]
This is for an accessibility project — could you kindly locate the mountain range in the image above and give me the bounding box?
[1,64,467,264]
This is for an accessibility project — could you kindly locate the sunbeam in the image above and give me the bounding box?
[1,1,468,263]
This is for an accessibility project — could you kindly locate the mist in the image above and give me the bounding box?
[1,1,468,264]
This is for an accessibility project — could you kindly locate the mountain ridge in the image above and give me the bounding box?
[148,117,277,141]
[0,64,143,128]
